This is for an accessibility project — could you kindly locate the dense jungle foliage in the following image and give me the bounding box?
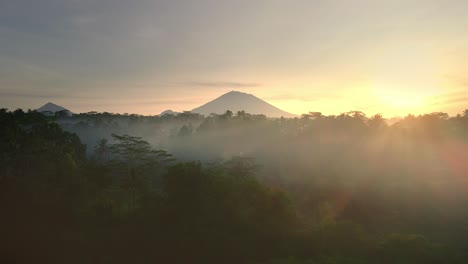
[2,108,468,263]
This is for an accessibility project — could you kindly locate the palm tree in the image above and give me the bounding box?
[94,138,110,162]
[368,114,387,130]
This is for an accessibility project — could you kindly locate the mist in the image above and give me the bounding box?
[3,107,468,263]
[58,109,468,223]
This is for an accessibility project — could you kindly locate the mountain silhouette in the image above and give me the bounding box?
[36,102,71,116]
[191,91,296,117]
[160,109,180,116]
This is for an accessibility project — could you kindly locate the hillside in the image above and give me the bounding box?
[191,91,296,117]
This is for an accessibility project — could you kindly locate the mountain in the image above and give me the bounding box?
[191,91,296,118]
[36,102,71,116]
[160,109,180,116]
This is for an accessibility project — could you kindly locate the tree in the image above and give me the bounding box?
[223,110,233,118]
[224,156,260,178]
[94,138,111,162]
[463,109,468,118]
[54,110,71,118]
[177,124,193,137]
[109,134,173,211]
[368,114,387,130]
[347,111,366,120]
[302,112,323,120]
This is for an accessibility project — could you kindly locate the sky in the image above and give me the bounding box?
[1,0,468,117]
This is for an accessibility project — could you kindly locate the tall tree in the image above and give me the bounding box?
[109,134,173,211]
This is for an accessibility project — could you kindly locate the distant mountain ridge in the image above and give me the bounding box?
[36,102,72,116]
[160,109,180,116]
[191,91,296,118]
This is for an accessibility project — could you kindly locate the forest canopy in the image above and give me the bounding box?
[1,108,468,263]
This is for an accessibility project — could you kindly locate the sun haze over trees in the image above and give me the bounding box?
[2,108,468,263]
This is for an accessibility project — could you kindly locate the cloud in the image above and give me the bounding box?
[263,92,343,102]
[430,90,468,106]
[434,96,468,106]
[77,98,201,107]
[71,15,98,27]
[456,77,468,87]
[0,90,63,99]
[186,81,261,88]
[445,73,468,87]
[0,90,94,100]
[443,96,468,105]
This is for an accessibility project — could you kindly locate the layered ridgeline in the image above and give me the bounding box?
[36,91,294,118]
[160,109,181,116]
[36,102,72,116]
[191,91,296,118]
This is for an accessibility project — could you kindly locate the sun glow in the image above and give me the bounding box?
[373,88,429,114]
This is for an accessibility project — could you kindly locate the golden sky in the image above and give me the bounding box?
[1,0,468,117]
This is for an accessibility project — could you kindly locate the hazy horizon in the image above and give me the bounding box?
[2,0,468,116]
[3,3,468,262]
